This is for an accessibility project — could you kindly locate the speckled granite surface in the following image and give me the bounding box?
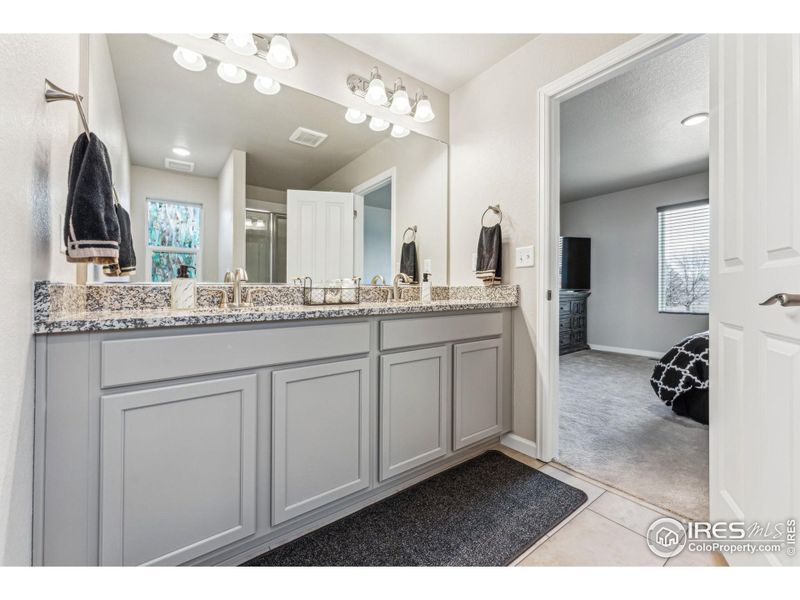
[33,281,519,334]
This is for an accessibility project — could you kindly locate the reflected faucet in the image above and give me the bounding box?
[224,268,249,307]
[370,274,386,285]
[389,273,412,302]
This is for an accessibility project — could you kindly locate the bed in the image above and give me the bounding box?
[650,331,709,425]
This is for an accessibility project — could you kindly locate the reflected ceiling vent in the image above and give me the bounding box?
[164,157,195,173]
[289,127,328,148]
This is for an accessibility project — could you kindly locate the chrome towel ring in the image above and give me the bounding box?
[481,204,503,227]
[403,225,417,243]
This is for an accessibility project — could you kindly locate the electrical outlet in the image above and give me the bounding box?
[515,245,534,268]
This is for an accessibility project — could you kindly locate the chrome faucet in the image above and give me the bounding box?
[389,273,412,302]
[224,268,249,308]
[370,274,386,285]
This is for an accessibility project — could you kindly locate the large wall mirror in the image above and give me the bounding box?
[105,34,449,285]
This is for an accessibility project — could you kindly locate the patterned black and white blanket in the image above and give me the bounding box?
[650,331,709,424]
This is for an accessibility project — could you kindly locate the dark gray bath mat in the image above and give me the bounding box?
[242,450,587,566]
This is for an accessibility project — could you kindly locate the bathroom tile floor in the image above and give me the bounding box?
[494,447,727,567]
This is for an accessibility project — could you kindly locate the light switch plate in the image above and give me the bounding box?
[515,245,534,268]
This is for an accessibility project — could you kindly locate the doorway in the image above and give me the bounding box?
[352,167,397,283]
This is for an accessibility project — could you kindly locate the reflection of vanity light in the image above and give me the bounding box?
[245,218,254,227]
[266,35,296,70]
[255,219,266,228]
[369,116,390,132]
[345,108,367,124]
[390,124,410,138]
[217,62,247,84]
[225,33,258,56]
[254,75,281,95]
[173,47,207,72]
[190,33,214,39]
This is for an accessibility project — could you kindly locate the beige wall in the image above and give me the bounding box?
[561,172,710,355]
[246,184,287,208]
[129,166,219,282]
[218,149,247,276]
[314,135,449,284]
[0,33,84,565]
[449,34,637,441]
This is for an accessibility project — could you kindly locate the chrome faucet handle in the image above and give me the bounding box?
[223,271,235,283]
[234,267,248,282]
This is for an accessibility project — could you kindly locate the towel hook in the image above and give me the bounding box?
[481,204,502,227]
[403,225,417,243]
[45,79,91,136]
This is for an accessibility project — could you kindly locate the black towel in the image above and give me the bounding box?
[103,203,136,277]
[400,241,418,283]
[64,133,119,264]
[476,224,502,279]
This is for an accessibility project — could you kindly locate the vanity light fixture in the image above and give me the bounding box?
[412,92,435,123]
[266,34,296,70]
[681,112,709,127]
[369,116,390,132]
[390,124,410,138]
[217,62,247,84]
[345,107,367,124]
[173,47,207,72]
[225,33,258,56]
[389,79,411,115]
[254,74,281,95]
[171,147,191,157]
[190,33,214,39]
[364,68,389,106]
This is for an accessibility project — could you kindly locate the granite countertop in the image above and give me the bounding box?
[34,281,519,334]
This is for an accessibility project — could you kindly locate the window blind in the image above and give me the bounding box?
[657,200,710,314]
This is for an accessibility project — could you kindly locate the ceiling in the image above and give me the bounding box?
[330,34,537,93]
[107,35,411,190]
[560,36,709,203]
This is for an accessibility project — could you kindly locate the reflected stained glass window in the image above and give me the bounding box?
[146,199,202,282]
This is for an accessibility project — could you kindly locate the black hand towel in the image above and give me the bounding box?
[400,241,418,283]
[64,132,120,264]
[103,203,137,277]
[476,223,502,279]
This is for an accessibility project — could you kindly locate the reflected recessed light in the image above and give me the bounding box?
[172,147,191,157]
[681,112,709,127]
[217,62,247,84]
[173,47,207,72]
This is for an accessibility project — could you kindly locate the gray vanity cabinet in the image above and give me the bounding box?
[99,374,258,566]
[453,338,503,450]
[271,358,370,525]
[379,346,449,481]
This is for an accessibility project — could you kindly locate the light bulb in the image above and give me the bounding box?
[255,219,266,228]
[345,108,367,124]
[173,47,207,72]
[369,116,389,132]
[389,82,411,115]
[413,95,435,123]
[681,112,709,127]
[266,35,296,70]
[225,33,258,56]
[217,62,247,84]
[254,75,281,95]
[365,73,388,106]
[172,147,191,157]
[390,124,410,138]
[245,218,254,227]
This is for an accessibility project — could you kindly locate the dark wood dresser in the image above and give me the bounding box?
[559,289,591,355]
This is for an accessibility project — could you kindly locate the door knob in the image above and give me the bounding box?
[760,293,800,307]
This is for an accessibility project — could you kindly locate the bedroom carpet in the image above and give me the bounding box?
[242,451,587,566]
[559,350,709,520]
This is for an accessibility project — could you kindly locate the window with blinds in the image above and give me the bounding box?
[657,200,710,314]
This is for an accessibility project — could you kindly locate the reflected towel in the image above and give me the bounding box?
[103,203,136,277]
[476,224,502,280]
[400,241,418,283]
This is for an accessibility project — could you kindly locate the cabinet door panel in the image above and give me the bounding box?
[380,346,449,481]
[453,339,503,449]
[272,358,370,525]
[100,375,257,566]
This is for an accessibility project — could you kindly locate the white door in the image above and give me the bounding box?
[710,34,800,566]
[286,190,355,284]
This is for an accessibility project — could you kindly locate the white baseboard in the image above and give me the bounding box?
[500,433,539,459]
[589,344,663,360]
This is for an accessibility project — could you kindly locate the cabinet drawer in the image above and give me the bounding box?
[101,321,370,388]
[380,312,503,351]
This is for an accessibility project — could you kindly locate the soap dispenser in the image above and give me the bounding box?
[171,264,197,310]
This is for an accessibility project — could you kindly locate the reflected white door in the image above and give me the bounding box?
[286,190,355,284]
[710,34,800,566]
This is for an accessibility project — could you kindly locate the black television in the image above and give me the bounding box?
[560,237,591,290]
